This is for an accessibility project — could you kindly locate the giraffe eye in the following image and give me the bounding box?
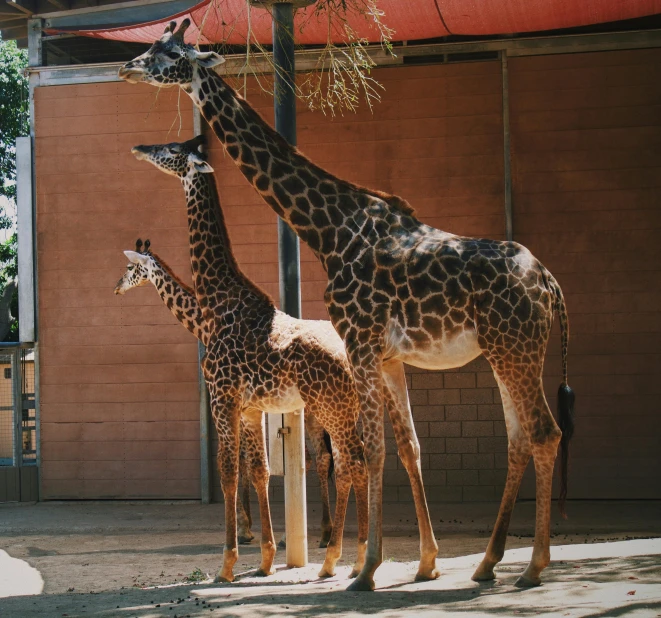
[127,265,134,270]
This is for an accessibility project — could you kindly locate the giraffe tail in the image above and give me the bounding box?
[322,430,335,481]
[551,275,575,519]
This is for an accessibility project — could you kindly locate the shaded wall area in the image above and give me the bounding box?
[36,83,201,498]
[510,48,661,499]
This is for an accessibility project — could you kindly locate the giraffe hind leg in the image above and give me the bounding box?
[477,358,561,586]
[305,413,334,548]
[472,374,531,581]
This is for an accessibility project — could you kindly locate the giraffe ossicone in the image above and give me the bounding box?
[127,137,370,583]
[120,20,576,591]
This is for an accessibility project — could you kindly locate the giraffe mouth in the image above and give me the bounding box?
[118,66,146,83]
[131,146,150,161]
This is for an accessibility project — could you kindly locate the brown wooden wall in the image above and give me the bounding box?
[35,49,661,502]
[510,48,661,499]
[36,83,201,499]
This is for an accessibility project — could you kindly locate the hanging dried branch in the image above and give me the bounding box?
[195,0,395,115]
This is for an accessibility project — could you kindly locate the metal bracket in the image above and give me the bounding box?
[277,426,291,438]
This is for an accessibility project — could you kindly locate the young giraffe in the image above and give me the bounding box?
[129,136,369,583]
[120,20,576,591]
[113,238,335,548]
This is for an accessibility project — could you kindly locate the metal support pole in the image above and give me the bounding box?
[272,1,307,569]
[501,50,513,242]
[192,106,213,504]
[198,342,212,504]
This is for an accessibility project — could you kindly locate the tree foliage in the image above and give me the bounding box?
[0,35,28,341]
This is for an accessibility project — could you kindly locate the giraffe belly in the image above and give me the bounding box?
[387,324,482,371]
[246,385,305,415]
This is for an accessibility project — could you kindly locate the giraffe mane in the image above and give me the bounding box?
[149,251,195,297]
[204,173,276,306]
[226,84,417,217]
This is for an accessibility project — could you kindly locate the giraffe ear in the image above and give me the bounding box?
[189,151,214,173]
[124,250,150,266]
[192,160,215,174]
[192,50,226,68]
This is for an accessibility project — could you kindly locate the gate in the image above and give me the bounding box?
[0,345,38,501]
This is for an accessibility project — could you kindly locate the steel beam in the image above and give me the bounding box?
[501,51,513,242]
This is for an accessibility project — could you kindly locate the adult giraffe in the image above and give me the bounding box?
[119,19,575,591]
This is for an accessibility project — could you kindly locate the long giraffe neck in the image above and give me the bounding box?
[148,252,207,346]
[187,67,417,273]
[181,169,272,325]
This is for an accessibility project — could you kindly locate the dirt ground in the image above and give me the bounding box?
[1,500,660,617]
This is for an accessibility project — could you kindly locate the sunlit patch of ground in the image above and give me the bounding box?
[1,539,659,617]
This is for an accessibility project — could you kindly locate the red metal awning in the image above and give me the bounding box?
[51,0,661,45]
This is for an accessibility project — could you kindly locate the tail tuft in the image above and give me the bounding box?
[557,383,575,519]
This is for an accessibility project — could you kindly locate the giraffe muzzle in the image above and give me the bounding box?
[118,65,146,83]
[131,146,150,161]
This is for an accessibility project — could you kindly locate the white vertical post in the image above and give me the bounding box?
[268,414,285,476]
[17,137,35,344]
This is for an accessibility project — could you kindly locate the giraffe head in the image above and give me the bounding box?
[131,135,214,178]
[118,19,225,87]
[114,239,155,295]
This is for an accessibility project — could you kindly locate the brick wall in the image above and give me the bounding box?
[36,83,201,499]
[35,51,661,503]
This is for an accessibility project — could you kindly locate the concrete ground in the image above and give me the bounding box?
[0,500,659,617]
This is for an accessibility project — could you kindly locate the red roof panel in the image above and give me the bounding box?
[53,0,661,44]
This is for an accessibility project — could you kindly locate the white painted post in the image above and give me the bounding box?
[268,414,285,477]
[282,408,307,567]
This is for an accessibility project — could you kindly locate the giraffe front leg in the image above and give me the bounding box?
[383,360,439,582]
[318,440,350,578]
[345,350,386,592]
[242,409,277,577]
[238,423,255,545]
[347,430,368,579]
[211,399,241,583]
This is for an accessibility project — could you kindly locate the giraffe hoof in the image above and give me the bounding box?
[214,573,235,584]
[514,575,541,588]
[277,539,287,549]
[415,568,440,582]
[349,568,360,579]
[318,567,335,578]
[471,566,496,582]
[254,567,275,577]
[346,577,375,592]
[238,535,254,545]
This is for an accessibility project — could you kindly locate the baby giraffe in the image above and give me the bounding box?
[130,136,369,583]
[114,238,335,548]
